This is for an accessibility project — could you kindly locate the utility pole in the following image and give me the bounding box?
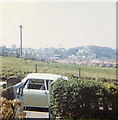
[19,25,23,58]
[59,43,62,48]
[35,64,38,73]
[78,68,81,78]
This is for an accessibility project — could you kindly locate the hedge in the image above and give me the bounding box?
[50,79,118,119]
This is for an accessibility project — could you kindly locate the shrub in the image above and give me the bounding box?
[50,79,118,119]
[0,97,26,119]
[104,83,118,112]
[0,87,26,119]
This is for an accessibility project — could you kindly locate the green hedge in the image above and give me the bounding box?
[50,79,118,119]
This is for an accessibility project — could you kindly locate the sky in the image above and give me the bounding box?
[0,1,116,49]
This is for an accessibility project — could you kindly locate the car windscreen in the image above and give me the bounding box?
[27,79,46,90]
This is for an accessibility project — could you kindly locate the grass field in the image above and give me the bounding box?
[0,56,117,81]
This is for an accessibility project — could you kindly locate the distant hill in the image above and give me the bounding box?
[67,46,116,61]
[0,45,116,61]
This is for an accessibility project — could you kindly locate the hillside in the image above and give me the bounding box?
[67,46,116,61]
[0,56,117,81]
[0,45,116,61]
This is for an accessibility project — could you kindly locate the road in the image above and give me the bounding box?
[25,110,49,118]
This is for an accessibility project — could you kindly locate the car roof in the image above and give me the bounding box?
[22,73,68,83]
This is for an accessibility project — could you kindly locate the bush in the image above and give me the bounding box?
[0,87,26,119]
[0,97,26,119]
[104,83,118,112]
[50,79,118,119]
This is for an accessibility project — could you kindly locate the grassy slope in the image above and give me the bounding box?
[0,56,117,80]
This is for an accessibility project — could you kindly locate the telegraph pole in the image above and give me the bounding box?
[19,25,23,58]
[78,68,81,78]
[35,64,38,73]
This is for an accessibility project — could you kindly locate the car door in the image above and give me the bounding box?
[13,82,24,101]
[23,79,49,108]
[13,82,24,109]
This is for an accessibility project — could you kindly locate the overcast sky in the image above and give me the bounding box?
[0,1,116,49]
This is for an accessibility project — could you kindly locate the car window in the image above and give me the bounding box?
[27,79,46,90]
[46,80,53,90]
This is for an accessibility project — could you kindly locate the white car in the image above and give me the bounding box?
[21,73,68,108]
